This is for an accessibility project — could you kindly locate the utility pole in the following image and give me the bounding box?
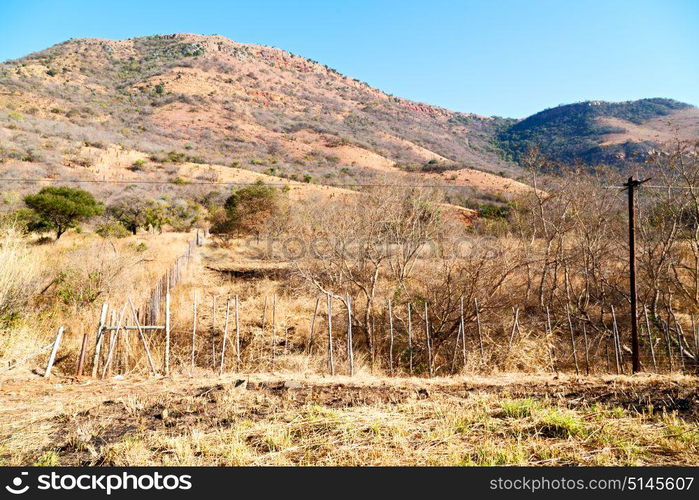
[623,176,649,374]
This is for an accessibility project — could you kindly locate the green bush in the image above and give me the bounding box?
[96,220,130,239]
[24,186,104,240]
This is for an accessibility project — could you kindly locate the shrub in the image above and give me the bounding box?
[95,220,130,239]
[212,180,287,239]
[129,159,146,171]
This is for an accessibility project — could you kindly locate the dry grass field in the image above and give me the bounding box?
[0,372,697,466]
[1,232,697,467]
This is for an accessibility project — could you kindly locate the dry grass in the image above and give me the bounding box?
[0,373,696,466]
[0,227,194,372]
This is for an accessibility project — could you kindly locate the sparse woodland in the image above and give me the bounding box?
[2,140,699,380]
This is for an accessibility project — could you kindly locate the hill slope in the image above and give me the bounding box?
[496,98,699,166]
[0,33,527,204]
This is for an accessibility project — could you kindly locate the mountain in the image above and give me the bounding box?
[1,34,696,208]
[496,98,699,166]
[0,33,528,207]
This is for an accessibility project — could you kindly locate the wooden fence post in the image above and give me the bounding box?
[307,297,320,355]
[211,296,217,371]
[508,306,520,350]
[671,310,686,371]
[425,302,433,377]
[44,327,64,378]
[388,299,394,376]
[271,294,277,369]
[545,306,557,373]
[91,303,109,377]
[347,294,354,376]
[451,322,462,374]
[75,332,89,376]
[165,290,171,375]
[235,295,241,372]
[460,297,466,368]
[582,322,590,375]
[129,298,158,376]
[407,303,413,375]
[219,298,230,375]
[643,305,657,371]
[611,306,622,374]
[190,291,197,376]
[327,293,334,376]
[474,298,484,361]
[102,304,127,378]
[566,304,580,376]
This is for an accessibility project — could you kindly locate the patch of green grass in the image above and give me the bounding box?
[463,443,528,465]
[35,450,59,466]
[534,409,585,438]
[499,398,539,418]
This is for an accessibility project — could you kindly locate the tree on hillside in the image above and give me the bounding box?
[24,186,104,240]
[107,196,150,235]
[213,180,287,240]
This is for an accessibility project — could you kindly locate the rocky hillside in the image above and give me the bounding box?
[1,33,695,207]
[0,33,528,207]
[496,98,699,166]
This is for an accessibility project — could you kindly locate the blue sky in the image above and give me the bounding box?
[0,0,697,117]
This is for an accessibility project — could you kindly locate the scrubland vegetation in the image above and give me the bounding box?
[2,137,699,465]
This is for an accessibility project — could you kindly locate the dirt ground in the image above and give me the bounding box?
[1,372,697,466]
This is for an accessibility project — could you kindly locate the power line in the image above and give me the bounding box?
[4,177,698,191]
[603,184,699,190]
[0,177,498,188]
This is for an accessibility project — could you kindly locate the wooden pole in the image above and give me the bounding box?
[643,305,657,371]
[235,295,241,372]
[219,298,230,375]
[44,327,64,378]
[347,294,354,376]
[474,298,484,360]
[91,303,109,377]
[165,290,171,375]
[623,176,644,373]
[388,299,394,376]
[129,298,157,376]
[190,291,197,376]
[327,293,334,376]
[566,304,579,376]
[407,303,413,375]
[307,297,320,355]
